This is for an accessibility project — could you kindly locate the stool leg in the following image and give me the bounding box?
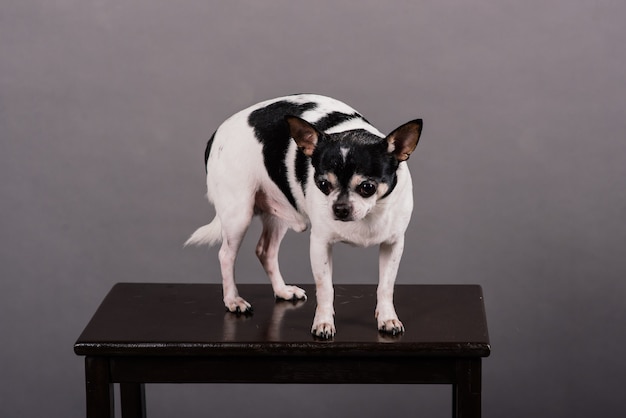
[85,357,113,418]
[452,358,481,418]
[121,383,146,418]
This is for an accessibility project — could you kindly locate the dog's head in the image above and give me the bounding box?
[286,116,422,222]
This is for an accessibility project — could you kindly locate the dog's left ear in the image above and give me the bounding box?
[285,116,320,157]
[386,119,423,162]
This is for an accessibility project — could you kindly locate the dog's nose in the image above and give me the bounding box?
[332,202,352,220]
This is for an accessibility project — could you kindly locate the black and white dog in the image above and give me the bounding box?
[186,94,422,339]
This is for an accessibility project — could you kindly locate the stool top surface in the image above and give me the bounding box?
[75,283,490,357]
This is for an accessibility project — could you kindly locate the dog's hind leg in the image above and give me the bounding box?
[218,207,254,313]
[256,213,307,301]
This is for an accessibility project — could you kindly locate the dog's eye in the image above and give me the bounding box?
[317,180,333,195]
[357,181,377,198]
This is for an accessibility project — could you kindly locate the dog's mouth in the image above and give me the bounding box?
[334,216,354,222]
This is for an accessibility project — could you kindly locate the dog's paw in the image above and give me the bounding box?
[377,318,404,336]
[274,285,307,301]
[311,321,336,339]
[225,296,253,314]
[311,304,335,339]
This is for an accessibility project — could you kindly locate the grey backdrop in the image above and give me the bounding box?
[2,1,625,417]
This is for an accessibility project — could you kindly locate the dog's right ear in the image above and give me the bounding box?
[285,116,319,157]
[386,119,423,162]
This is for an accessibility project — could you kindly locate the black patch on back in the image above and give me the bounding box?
[204,131,216,173]
[314,111,363,132]
[248,100,317,208]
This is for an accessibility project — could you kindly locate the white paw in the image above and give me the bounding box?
[274,285,307,301]
[311,321,336,339]
[376,304,404,335]
[377,317,404,335]
[311,308,335,339]
[224,296,252,314]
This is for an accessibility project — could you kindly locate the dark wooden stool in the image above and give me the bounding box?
[75,283,490,418]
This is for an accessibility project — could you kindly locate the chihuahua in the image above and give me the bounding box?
[186,94,422,339]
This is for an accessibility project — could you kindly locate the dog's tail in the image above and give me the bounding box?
[184,217,223,247]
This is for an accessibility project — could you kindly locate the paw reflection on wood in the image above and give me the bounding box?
[222,298,306,342]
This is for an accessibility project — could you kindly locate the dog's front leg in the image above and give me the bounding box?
[376,237,405,335]
[309,236,335,338]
